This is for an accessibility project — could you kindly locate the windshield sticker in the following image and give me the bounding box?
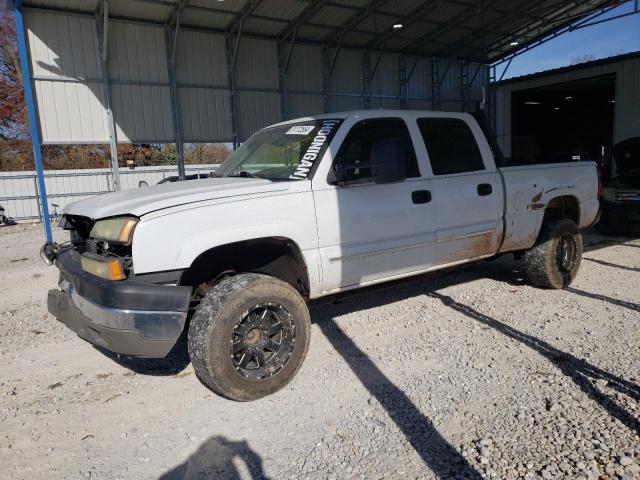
[289,119,342,180]
[286,125,315,135]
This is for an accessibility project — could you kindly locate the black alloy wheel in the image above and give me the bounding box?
[231,303,295,380]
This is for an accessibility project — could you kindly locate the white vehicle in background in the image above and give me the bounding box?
[43,109,599,401]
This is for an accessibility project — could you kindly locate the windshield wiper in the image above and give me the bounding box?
[228,171,262,178]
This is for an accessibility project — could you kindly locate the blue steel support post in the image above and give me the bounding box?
[14,1,52,241]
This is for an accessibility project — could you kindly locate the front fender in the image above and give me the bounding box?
[130,192,321,292]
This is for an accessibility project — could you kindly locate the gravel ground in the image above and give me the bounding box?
[0,223,639,480]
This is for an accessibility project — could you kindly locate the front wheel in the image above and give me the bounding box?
[188,273,311,401]
[524,218,582,289]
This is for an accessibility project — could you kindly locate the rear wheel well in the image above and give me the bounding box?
[544,195,580,224]
[180,237,310,299]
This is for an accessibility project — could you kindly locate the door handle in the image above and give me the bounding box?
[412,190,432,204]
[477,183,493,196]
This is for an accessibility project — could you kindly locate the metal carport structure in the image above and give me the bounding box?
[8,0,631,240]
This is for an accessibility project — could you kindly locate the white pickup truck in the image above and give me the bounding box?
[43,110,599,401]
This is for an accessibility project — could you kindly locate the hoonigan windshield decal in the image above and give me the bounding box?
[289,119,342,180]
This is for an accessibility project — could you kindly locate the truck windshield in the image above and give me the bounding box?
[216,119,342,180]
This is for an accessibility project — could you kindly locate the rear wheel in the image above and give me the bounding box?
[188,273,311,401]
[524,218,582,289]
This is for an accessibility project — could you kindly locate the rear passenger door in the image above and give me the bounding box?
[417,117,503,265]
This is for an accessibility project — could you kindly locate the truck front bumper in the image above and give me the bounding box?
[46,246,192,358]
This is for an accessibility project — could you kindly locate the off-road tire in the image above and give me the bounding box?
[188,273,311,401]
[524,218,582,289]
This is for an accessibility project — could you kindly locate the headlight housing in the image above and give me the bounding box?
[90,217,138,245]
[80,254,126,281]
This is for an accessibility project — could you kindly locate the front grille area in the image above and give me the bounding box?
[63,214,94,239]
[86,238,100,254]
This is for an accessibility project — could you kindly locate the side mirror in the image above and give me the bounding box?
[370,138,407,184]
[138,180,148,188]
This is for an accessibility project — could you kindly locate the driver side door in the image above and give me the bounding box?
[312,117,435,293]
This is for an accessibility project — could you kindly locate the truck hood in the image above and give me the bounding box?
[63,177,289,219]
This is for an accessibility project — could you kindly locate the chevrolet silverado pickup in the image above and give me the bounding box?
[43,110,599,401]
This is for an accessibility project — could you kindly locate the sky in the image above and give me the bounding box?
[499,2,640,80]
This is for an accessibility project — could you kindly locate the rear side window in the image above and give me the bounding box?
[332,118,420,183]
[417,118,485,175]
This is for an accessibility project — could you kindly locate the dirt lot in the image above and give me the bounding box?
[1,223,639,480]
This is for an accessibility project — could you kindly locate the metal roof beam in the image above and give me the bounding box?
[433,0,571,60]
[490,0,630,66]
[319,0,550,27]
[362,0,439,51]
[478,0,621,62]
[401,0,504,56]
[166,0,189,29]
[225,0,265,36]
[95,0,122,191]
[465,1,593,58]
[320,0,389,46]
[277,0,330,41]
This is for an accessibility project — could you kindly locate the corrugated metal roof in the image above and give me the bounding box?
[22,0,624,63]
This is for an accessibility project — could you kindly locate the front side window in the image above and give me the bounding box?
[330,118,420,183]
[216,119,342,180]
[417,118,485,175]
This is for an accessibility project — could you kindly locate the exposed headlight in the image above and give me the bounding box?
[90,217,138,245]
[80,254,126,281]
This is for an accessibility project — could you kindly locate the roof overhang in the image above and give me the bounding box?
[18,0,628,64]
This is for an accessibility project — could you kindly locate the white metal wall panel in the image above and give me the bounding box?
[107,21,168,83]
[406,99,433,110]
[109,0,173,23]
[370,54,399,97]
[286,94,324,119]
[179,88,232,142]
[379,98,401,110]
[235,38,279,89]
[180,10,234,29]
[27,10,100,79]
[328,96,363,112]
[286,44,323,92]
[236,91,281,140]
[105,21,173,143]
[23,7,488,146]
[34,80,108,143]
[176,30,228,86]
[26,10,109,143]
[111,85,173,142]
[439,60,463,108]
[469,63,486,103]
[330,49,363,94]
[406,58,432,99]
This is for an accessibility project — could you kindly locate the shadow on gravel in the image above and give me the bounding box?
[160,435,269,480]
[317,317,483,480]
[429,292,640,435]
[581,230,640,253]
[582,257,640,273]
[94,331,190,376]
[565,287,640,313]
